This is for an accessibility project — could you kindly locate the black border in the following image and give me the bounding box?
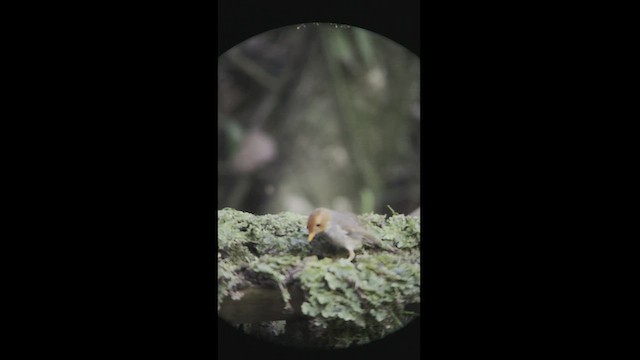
[53,0,595,356]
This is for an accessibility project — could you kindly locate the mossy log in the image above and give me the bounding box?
[219,281,420,325]
[217,208,421,348]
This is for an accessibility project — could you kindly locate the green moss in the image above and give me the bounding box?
[217,208,311,260]
[297,254,420,347]
[249,212,310,257]
[382,214,421,249]
[217,258,249,311]
[217,209,310,312]
[242,255,302,310]
[358,212,421,250]
[217,208,259,263]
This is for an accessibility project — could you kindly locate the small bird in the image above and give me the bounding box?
[307,208,397,262]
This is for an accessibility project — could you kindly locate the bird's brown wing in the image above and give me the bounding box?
[347,228,398,253]
[336,211,398,253]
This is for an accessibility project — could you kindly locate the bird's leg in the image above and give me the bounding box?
[347,249,355,262]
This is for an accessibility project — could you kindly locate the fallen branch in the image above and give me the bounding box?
[217,208,421,348]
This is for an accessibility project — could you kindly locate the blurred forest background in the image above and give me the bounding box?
[218,24,420,216]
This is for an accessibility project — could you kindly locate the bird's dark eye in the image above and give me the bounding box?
[316,224,321,227]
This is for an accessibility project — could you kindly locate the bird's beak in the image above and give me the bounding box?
[308,232,316,242]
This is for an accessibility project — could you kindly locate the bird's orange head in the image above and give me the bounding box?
[307,208,332,242]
